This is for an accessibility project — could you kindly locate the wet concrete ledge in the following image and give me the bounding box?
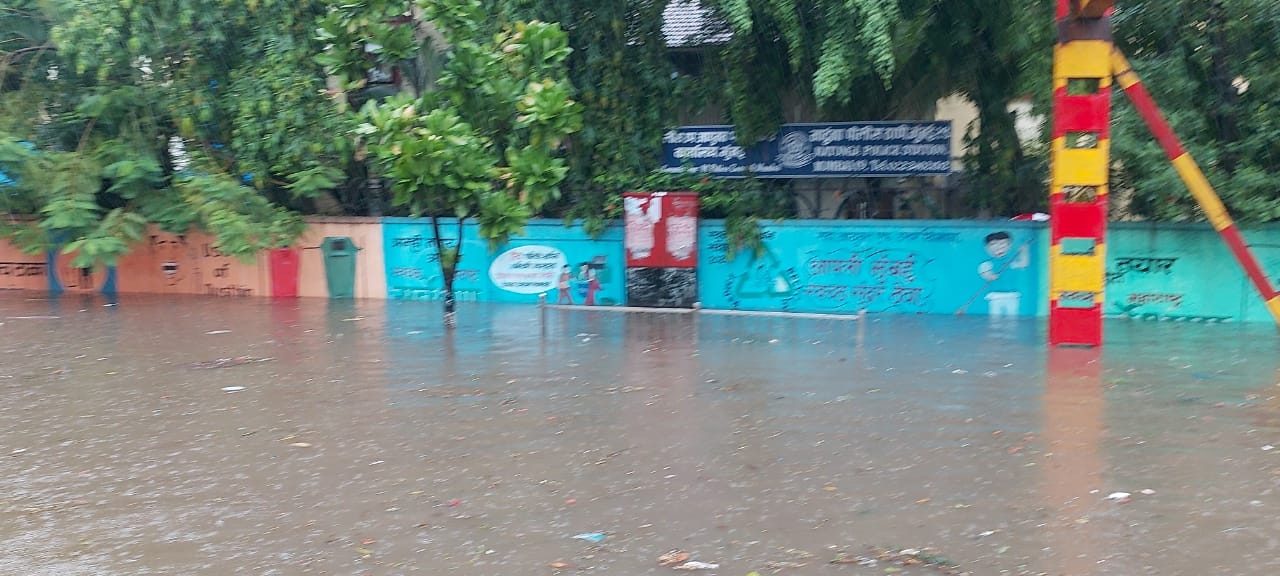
[545,303,864,321]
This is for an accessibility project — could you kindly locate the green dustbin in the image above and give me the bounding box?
[320,237,358,299]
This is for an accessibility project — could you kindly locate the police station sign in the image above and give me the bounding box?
[661,121,952,178]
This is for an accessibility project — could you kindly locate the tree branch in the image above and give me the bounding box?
[2,44,56,60]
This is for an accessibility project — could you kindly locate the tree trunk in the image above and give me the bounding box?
[442,269,457,329]
[1205,0,1240,172]
[431,216,459,329]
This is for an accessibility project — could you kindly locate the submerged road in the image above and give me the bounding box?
[2,293,1278,575]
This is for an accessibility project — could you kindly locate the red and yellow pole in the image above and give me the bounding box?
[1049,0,1115,346]
[1111,50,1280,326]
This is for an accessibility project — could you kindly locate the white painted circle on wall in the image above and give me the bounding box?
[489,245,568,294]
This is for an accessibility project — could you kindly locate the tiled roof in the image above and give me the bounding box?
[663,0,732,47]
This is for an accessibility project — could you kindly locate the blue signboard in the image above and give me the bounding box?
[662,121,952,178]
[698,221,1041,316]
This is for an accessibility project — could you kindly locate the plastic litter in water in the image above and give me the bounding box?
[672,561,720,570]
[571,533,606,543]
[222,386,246,392]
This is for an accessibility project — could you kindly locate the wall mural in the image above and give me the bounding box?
[4,219,1280,325]
[0,239,54,292]
[1101,225,1280,323]
[382,219,624,305]
[114,231,269,297]
[383,219,488,302]
[698,222,1041,316]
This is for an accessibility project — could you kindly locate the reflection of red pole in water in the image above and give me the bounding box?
[1042,347,1104,576]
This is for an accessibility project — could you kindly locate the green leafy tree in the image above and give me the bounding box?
[0,0,356,267]
[480,1,689,237]
[1113,0,1280,223]
[709,0,906,142]
[324,0,582,326]
[704,0,1050,216]
[908,0,1051,217]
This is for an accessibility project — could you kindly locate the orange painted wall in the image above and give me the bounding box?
[0,217,386,299]
[0,242,48,292]
[115,229,271,297]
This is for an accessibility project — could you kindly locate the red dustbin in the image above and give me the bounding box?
[269,247,301,298]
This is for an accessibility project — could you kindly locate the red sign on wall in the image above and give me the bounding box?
[623,191,700,268]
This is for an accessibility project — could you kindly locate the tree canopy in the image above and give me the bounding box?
[5,0,1280,273]
[1113,0,1280,224]
[318,0,583,325]
[0,0,350,265]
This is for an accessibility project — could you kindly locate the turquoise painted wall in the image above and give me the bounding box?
[382,218,625,306]
[376,217,1280,323]
[1105,223,1280,323]
[698,220,1044,316]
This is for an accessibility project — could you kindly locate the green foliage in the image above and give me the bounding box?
[633,168,793,260]
[176,172,307,257]
[1113,0,1280,224]
[325,0,580,324]
[708,0,905,136]
[482,1,688,232]
[360,99,493,218]
[1,0,358,266]
[704,0,1049,214]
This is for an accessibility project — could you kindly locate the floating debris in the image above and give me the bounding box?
[672,561,719,571]
[834,547,964,575]
[658,551,691,566]
[659,551,719,571]
[829,551,876,566]
[221,386,246,392]
[1106,492,1132,503]
[571,532,606,544]
[190,356,275,370]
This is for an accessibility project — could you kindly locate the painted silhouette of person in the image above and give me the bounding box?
[557,265,574,304]
[578,263,601,306]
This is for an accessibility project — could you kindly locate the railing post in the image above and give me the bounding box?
[539,293,547,338]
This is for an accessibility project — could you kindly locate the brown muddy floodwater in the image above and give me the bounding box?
[2,293,1280,575]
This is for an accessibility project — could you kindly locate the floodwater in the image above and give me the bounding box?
[2,293,1279,576]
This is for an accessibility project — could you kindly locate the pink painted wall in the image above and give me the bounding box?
[295,218,386,299]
